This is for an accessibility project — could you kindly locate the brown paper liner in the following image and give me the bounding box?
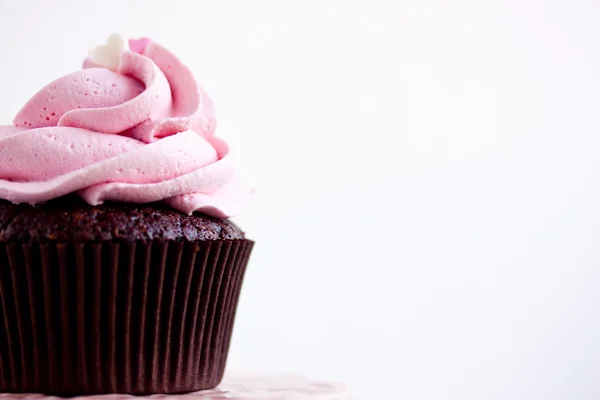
[0,239,253,396]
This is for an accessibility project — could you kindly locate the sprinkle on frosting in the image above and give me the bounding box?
[88,33,130,71]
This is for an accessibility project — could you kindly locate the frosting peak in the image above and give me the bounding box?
[0,35,248,218]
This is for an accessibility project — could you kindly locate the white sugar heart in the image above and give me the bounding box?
[88,33,129,70]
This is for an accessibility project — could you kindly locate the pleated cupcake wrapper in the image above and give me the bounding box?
[0,239,254,396]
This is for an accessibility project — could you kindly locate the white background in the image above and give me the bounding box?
[1,1,600,399]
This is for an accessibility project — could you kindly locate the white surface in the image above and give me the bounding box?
[0,1,599,399]
[0,374,350,400]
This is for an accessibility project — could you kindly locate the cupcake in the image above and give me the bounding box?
[0,34,253,395]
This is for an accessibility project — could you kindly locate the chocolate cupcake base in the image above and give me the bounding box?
[0,199,253,395]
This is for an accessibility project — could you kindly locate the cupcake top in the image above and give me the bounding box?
[0,34,249,218]
[0,197,245,242]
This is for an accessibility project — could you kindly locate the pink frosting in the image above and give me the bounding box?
[0,39,248,218]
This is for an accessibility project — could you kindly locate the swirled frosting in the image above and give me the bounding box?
[0,36,249,218]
